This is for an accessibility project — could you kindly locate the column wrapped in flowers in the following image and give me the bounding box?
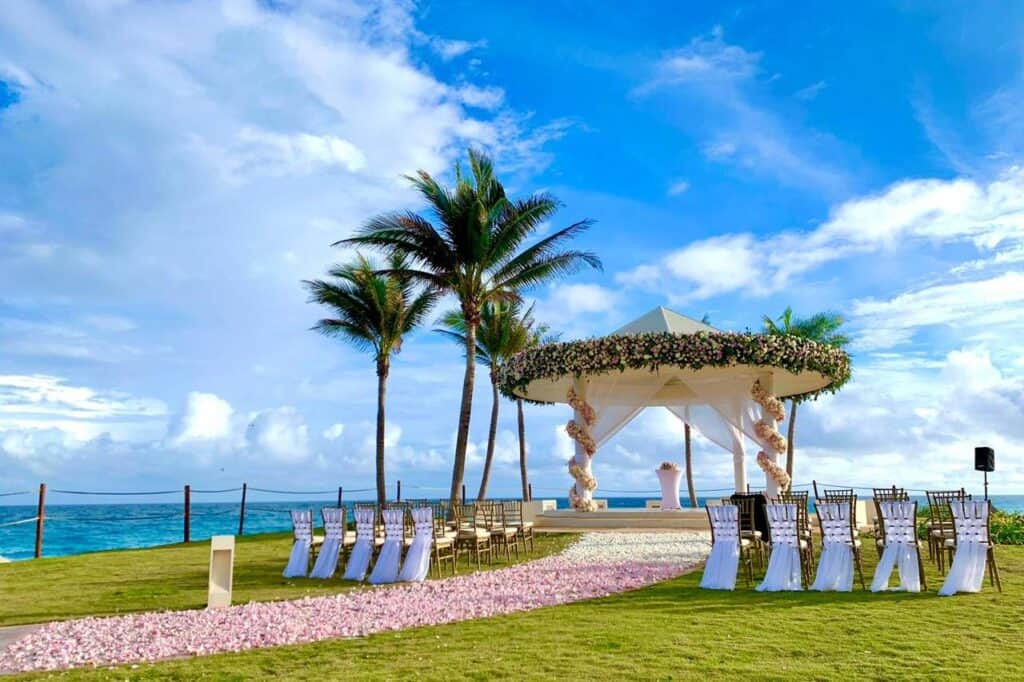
[751,380,791,491]
[566,386,599,511]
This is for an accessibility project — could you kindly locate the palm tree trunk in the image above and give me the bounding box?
[517,399,529,500]
[375,356,389,508]
[476,368,500,501]
[684,423,697,507]
[786,400,798,481]
[450,318,477,505]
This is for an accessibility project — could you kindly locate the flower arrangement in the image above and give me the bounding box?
[499,331,850,402]
[750,380,791,490]
[658,461,680,471]
[564,386,599,511]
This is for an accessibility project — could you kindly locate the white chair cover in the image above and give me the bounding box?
[342,507,375,581]
[939,500,990,596]
[310,507,345,579]
[811,502,854,592]
[283,509,312,578]
[398,507,434,582]
[871,501,921,592]
[700,505,740,590]
[757,503,802,592]
[368,508,405,584]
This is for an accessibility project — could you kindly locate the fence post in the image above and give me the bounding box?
[34,483,46,559]
[337,486,343,507]
[528,482,533,502]
[184,484,191,543]
[461,483,466,506]
[238,483,247,536]
[397,480,401,502]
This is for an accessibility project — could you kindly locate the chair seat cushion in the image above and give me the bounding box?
[312,536,324,546]
[342,536,357,546]
[434,536,454,548]
[741,530,762,540]
[458,528,490,540]
[740,538,752,548]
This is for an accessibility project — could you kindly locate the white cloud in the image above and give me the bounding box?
[0,375,165,421]
[636,26,759,92]
[667,179,690,196]
[455,84,504,110]
[245,405,309,461]
[795,80,827,101]
[425,37,486,61]
[618,168,1024,303]
[322,423,345,440]
[169,391,234,444]
[228,127,367,177]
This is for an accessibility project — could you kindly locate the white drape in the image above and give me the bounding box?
[368,508,404,584]
[700,505,740,590]
[342,508,375,581]
[399,507,433,582]
[871,501,922,593]
[283,509,312,578]
[812,544,853,591]
[757,504,803,592]
[310,507,345,580]
[939,500,992,596]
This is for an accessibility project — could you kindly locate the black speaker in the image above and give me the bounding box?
[975,446,995,473]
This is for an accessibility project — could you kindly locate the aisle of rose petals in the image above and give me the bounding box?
[0,531,708,673]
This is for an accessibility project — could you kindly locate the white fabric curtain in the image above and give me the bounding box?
[399,507,433,583]
[700,505,740,590]
[342,508,375,581]
[871,501,922,593]
[757,504,803,592]
[283,509,312,578]
[368,509,404,584]
[310,507,345,580]
[939,500,992,596]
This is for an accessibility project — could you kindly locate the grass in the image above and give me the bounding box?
[6,538,1023,680]
[0,531,575,627]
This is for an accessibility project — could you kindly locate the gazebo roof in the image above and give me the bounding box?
[499,306,851,403]
[611,306,717,336]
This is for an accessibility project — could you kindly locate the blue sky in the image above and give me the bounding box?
[1,0,1023,503]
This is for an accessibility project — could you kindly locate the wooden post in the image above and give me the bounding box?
[237,483,247,536]
[397,480,401,502]
[34,483,46,559]
[184,484,191,543]
[337,486,343,507]
[461,483,467,505]
[528,483,533,501]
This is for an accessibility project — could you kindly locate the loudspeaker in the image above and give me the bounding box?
[975,446,995,473]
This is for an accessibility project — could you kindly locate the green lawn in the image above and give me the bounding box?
[0,532,575,627]
[16,541,1022,681]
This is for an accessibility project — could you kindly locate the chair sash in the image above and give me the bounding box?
[342,507,375,581]
[812,502,854,592]
[283,509,313,578]
[757,504,802,592]
[700,504,740,591]
[871,501,921,592]
[310,507,345,579]
[939,500,990,596]
[398,507,434,582]
[368,508,405,584]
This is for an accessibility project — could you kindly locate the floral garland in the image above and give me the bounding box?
[499,331,851,402]
[750,380,791,490]
[565,386,599,511]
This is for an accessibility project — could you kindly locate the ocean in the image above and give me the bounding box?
[2,495,1022,561]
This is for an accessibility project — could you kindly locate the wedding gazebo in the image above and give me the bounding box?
[499,307,851,512]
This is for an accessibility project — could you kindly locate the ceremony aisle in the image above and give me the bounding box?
[0,532,710,673]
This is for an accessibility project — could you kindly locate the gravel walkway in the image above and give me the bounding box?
[0,531,709,673]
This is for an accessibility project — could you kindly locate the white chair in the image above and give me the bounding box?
[700,504,751,590]
[342,507,376,581]
[939,500,1002,596]
[871,501,925,592]
[398,506,434,582]
[283,509,315,578]
[756,503,807,592]
[811,501,865,591]
[310,507,345,579]
[368,507,405,584]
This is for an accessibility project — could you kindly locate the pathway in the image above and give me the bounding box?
[0,532,709,673]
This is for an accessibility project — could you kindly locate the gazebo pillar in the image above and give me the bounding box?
[732,440,746,494]
[760,371,781,498]
[571,375,595,508]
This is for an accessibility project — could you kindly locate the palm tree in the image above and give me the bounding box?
[436,300,535,500]
[763,307,850,481]
[339,149,601,505]
[304,253,439,507]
